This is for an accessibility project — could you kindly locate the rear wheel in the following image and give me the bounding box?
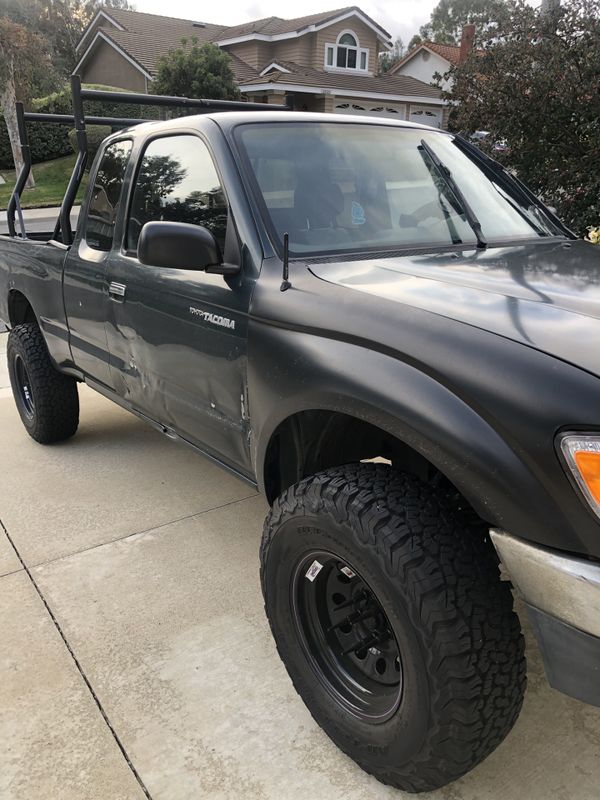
[260,464,526,793]
[7,322,79,443]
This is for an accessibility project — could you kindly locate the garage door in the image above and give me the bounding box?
[408,106,443,128]
[334,101,407,119]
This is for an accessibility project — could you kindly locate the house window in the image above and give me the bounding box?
[325,31,369,72]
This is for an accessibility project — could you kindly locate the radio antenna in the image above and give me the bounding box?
[280,232,291,292]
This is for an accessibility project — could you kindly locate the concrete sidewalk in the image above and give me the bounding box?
[0,330,599,799]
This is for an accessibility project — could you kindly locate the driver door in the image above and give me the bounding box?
[105,133,255,474]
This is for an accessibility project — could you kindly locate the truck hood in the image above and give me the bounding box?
[310,239,600,379]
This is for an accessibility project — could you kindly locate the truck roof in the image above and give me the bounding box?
[106,110,441,142]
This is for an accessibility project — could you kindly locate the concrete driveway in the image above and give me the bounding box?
[0,206,79,236]
[1,330,599,800]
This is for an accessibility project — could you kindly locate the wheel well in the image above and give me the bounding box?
[264,411,429,503]
[8,291,36,327]
[263,410,485,527]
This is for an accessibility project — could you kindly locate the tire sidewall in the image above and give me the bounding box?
[264,511,434,770]
[7,332,38,434]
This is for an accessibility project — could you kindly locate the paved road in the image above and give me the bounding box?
[1,332,599,799]
[0,206,79,236]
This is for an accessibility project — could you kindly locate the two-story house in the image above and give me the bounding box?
[75,6,447,127]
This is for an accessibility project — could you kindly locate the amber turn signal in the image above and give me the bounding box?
[560,435,600,519]
[574,451,600,504]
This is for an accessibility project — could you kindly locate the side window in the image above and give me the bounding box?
[126,135,228,256]
[85,140,132,251]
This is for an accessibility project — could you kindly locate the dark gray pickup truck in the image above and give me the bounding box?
[1,81,600,793]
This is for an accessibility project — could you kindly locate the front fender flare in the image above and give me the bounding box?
[248,323,570,549]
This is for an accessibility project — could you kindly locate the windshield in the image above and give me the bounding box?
[235,122,563,256]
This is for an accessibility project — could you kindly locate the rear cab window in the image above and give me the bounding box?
[84,140,133,251]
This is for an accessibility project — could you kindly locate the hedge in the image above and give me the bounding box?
[0,84,162,170]
[68,125,112,168]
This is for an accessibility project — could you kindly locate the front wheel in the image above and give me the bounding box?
[260,464,526,793]
[7,322,79,444]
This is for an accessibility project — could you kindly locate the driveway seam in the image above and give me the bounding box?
[0,567,24,579]
[0,517,153,800]
[30,491,259,569]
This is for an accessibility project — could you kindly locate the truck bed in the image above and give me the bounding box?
[0,235,72,368]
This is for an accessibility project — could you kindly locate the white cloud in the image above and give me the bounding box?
[134,0,438,45]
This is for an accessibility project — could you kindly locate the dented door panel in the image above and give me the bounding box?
[105,253,255,473]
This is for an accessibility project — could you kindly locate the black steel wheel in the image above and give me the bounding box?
[260,464,526,793]
[7,322,79,443]
[13,353,35,418]
[292,551,402,723]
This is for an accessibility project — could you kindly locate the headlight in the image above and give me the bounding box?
[560,434,600,519]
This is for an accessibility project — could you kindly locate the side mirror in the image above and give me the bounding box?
[138,221,238,274]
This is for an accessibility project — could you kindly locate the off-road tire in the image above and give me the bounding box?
[260,464,526,793]
[7,322,79,443]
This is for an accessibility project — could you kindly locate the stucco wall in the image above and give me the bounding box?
[79,42,147,92]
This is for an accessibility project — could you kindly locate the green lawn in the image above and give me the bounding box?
[0,155,88,211]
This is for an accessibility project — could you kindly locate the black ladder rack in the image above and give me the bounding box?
[6,74,288,243]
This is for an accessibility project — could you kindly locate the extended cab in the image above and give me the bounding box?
[1,81,600,793]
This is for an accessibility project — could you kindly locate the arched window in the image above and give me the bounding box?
[325,30,369,72]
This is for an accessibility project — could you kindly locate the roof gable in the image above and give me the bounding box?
[76,24,259,83]
[76,9,125,52]
[77,7,228,53]
[389,41,462,74]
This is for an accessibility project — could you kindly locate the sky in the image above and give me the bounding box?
[133,0,435,46]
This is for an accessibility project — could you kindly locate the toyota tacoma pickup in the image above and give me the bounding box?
[1,81,599,793]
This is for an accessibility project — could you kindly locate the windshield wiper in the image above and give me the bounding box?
[452,136,573,239]
[419,138,487,249]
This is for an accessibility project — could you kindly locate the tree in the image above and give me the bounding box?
[446,0,600,236]
[407,34,423,50]
[378,37,405,73]
[38,0,134,75]
[0,17,49,187]
[153,39,240,100]
[416,0,505,45]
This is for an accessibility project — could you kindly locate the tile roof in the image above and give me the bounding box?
[423,41,462,65]
[242,62,442,100]
[104,7,227,42]
[228,53,261,83]
[91,6,391,49]
[220,7,390,39]
[96,25,259,82]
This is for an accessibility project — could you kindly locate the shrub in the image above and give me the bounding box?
[0,84,160,170]
[68,124,112,170]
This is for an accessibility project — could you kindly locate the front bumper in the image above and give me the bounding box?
[490,530,600,707]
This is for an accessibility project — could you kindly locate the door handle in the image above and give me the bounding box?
[108,282,126,301]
